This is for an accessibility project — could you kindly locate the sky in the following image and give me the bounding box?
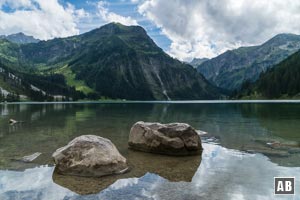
[1,0,300,61]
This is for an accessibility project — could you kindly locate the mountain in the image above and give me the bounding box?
[197,33,300,91]
[236,50,300,99]
[0,63,84,102]
[0,23,223,101]
[0,32,40,44]
[189,58,209,68]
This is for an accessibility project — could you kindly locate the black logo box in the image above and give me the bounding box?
[274,177,295,195]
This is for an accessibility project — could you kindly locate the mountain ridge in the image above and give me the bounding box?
[197,33,300,91]
[189,58,209,68]
[0,23,224,101]
[0,32,40,44]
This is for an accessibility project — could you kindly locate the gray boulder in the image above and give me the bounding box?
[52,135,128,177]
[128,121,202,155]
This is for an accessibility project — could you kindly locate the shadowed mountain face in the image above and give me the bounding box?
[197,33,300,91]
[0,23,223,100]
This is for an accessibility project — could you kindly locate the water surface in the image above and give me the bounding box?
[0,102,300,199]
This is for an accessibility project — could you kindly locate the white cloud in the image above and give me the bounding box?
[138,0,300,61]
[0,0,88,40]
[97,1,138,26]
[131,0,140,3]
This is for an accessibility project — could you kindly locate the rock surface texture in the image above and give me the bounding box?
[128,121,203,155]
[52,135,128,177]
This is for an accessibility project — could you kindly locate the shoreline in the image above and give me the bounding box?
[1,99,300,105]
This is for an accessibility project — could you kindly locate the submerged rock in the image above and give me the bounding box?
[128,121,202,156]
[196,130,208,136]
[9,119,17,125]
[288,148,300,154]
[253,139,300,155]
[245,136,300,158]
[52,135,128,177]
[17,152,42,163]
[126,149,201,182]
[53,130,201,195]
[245,147,290,157]
[53,149,201,195]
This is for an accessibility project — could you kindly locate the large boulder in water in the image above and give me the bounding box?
[52,135,128,177]
[128,121,202,155]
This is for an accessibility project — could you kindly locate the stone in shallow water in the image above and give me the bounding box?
[128,121,202,156]
[52,135,128,177]
[288,148,300,154]
[245,148,290,157]
[253,139,300,156]
[19,152,42,163]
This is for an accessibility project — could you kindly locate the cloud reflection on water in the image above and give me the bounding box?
[1,143,300,200]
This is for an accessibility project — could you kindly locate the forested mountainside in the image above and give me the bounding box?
[0,23,224,101]
[235,50,300,99]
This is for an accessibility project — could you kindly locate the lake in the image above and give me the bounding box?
[1,101,300,199]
